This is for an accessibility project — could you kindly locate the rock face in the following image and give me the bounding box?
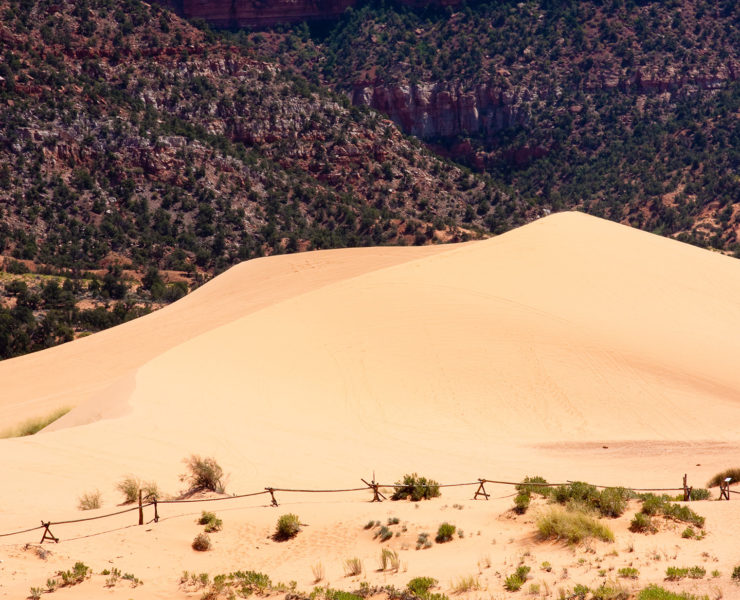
[176,0,463,27]
[352,81,532,140]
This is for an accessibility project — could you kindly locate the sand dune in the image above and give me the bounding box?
[2,212,740,599]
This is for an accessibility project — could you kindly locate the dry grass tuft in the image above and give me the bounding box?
[77,490,102,511]
[536,507,614,543]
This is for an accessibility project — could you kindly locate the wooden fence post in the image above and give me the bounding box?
[361,478,386,502]
[153,497,159,523]
[683,474,692,502]
[719,479,731,500]
[473,479,490,500]
[40,521,59,544]
[138,490,144,525]
[266,488,278,507]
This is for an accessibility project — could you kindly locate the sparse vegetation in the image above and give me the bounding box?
[707,469,740,488]
[1,408,70,438]
[116,476,161,504]
[513,491,531,514]
[630,512,655,533]
[435,522,456,543]
[376,525,393,542]
[312,562,324,583]
[618,567,639,579]
[452,575,479,593]
[379,548,400,572]
[504,565,531,591]
[536,507,614,543]
[344,558,362,577]
[180,455,225,493]
[77,490,101,511]
[732,565,740,581]
[407,577,437,597]
[192,533,211,551]
[275,513,301,540]
[198,511,223,533]
[416,532,432,550]
[391,473,440,501]
[58,562,90,586]
[637,586,710,599]
[632,494,705,532]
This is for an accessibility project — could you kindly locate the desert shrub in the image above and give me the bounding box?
[536,507,614,543]
[198,511,223,532]
[504,565,530,591]
[435,522,455,543]
[688,566,705,579]
[387,517,400,525]
[513,491,531,514]
[274,514,300,540]
[29,587,42,600]
[618,567,639,579]
[192,533,211,551]
[391,473,440,501]
[637,494,704,528]
[665,567,689,581]
[573,584,590,599]
[59,562,90,586]
[416,532,432,550]
[732,565,740,581]
[407,577,437,597]
[553,481,600,507]
[598,487,631,517]
[363,520,376,530]
[379,548,400,572]
[630,512,654,533]
[77,490,102,511]
[640,494,667,516]
[180,455,225,493]
[343,557,362,576]
[681,527,695,539]
[516,476,552,497]
[116,476,141,504]
[375,525,393,542]
[707,468,740,487]
[637,585,709,599]
[674,488,710,501]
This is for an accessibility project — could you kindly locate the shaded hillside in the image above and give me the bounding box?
[267,0,739,252]
[0,0,530,358]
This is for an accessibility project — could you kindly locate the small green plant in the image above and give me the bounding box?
[380,548,400,572]
[513,491,531,514]
[681,527,695,539]
[45,578,58,592]
[536,507,614,543]
[688,566,705,579]
[416,532,432,550]
[122,572,142,586]
[105,567,121,587]
[504,565,531,591]
[192,533,211,551]
[275,513,301,540]
[618,567,639,579]
[435,522,456,543]
[391,473,440,501]
[199,511,223,532]
[364,520,376,530]
[388,517,400,525]
[732,565,740,580]
[77,490,102,511]
[376,525,393,542]
[180,455,225,493]
[29,587,42,600]
[573,584,590,599]
[407,577,437,597]
[711,570,720,578]
[707,468,740,488]
[58,562,90,586]
[344,557,362,576]
[541,561,552,572]
[665,567,689,581]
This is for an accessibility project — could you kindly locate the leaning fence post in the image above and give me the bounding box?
[153,497,159,523]
[265,487,278,507]
[361,478,386,502]
[40,521,59,544]
[473,479,490,500]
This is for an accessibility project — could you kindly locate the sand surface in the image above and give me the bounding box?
[1,211,739,599]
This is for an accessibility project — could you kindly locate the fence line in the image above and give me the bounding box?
[0,474,733,544]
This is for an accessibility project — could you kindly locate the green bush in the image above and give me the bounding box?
[516,476,552,497]
[618,567,639,579]
[553,481,600,507]
[180,455,225,493]
[504,566,530,591]
[707,468,740,488]
[688,566,705,579]
[629,512,654,533]
[198,511,223,532]
[732,565,740,581]
[407,577,437,597]
[637,494,704,528]
[513,491,530,514]
[192,533,211,551]
[274,513,300,540]
[435,522,455,543]
[536,507,614,543]
[59,562,90,586]
[376,525,393,542]
[598,487,631,517]
[391,473,440,501]
[665,567,689,581]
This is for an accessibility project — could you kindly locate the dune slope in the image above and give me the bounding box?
[2,211,740,521]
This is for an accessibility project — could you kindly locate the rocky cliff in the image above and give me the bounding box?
[176,0,462,27]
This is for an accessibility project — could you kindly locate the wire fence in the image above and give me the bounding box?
[0,475,733,544]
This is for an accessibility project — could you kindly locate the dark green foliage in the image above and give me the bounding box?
[407,577,437,597]
[637,494,704,528]
[731,565,740,581]
[516,476,552,497]
[551,482,631,517]
[513,492,531,514]
[629,512,655,533]
[375,525,393,542]
[198,511,223,532]
[435,522,455,543]
[598,487,631,518]
[391,473,441,501]
[637,585,709,600]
